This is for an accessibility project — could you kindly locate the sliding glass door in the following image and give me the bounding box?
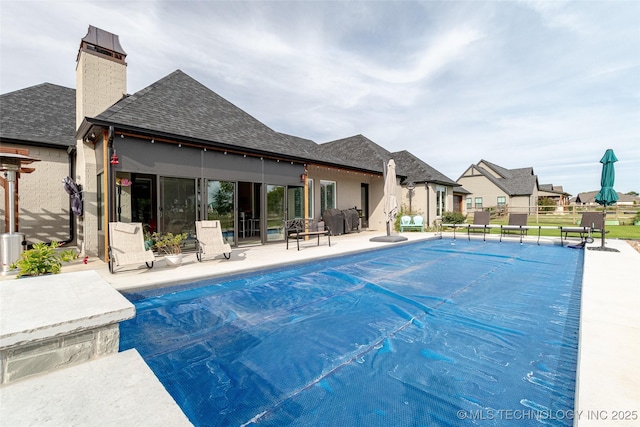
[160,176,196,248]
[206,180,235,245]
[266,184,285,242]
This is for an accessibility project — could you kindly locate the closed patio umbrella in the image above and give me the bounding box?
[590,149,619,252]
[384,159,399,227]
[370,159,407,242]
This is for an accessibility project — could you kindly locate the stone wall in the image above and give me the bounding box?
[1,324,120,384]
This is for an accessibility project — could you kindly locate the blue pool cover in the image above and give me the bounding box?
[120,239,583,426]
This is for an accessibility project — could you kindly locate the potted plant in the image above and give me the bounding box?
[151,231,188,266]
[10,241,78,278]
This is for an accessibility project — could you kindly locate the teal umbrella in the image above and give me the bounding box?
[594,149,619,206]
[590,149,619,252]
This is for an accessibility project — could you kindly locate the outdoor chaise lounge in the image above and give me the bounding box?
[108,222,155,274]
[195,220,232,261]
[500,214,528,239]
[468,211,491,241]
[561,212,603,244]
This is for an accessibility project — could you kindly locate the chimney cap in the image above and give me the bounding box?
[81,25,127,56]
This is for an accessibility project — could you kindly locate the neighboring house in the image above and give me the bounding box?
[571,191,640,207]
[1,25,457,259]
[0,83,76,244]
[538,184,571,211]
[456,160,539,214]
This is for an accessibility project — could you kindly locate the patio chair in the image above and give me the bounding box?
[499,213,529,243]
[561,212,603,244]
[468,211,491,241]
[412,215,425,232]
[501,214,528,236]
[399,215,412,232]
[195,220,232,261]
[108,222,155,274]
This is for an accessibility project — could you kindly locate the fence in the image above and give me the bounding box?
[467,205,639,226]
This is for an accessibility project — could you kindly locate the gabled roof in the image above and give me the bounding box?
[313,134,393,174]
[461,159,538,196]
[539,183,569,195]
[0,83,76,148]
[572,191,639,205]
[89,70,312,159]
[392,150,458,186]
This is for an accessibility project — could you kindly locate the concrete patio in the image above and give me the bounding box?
[1,231,638,426]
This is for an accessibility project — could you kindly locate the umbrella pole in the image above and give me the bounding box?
[386,222,390,237]
[601,209,606,248]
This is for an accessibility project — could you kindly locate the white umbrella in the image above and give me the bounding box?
[371,159,407,242]
[384,159,398,226]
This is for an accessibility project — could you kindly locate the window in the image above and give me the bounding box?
[436,186,446,217]
[466,197,472,209]
[320,180,336,214]
[497,196,506,207]
[475,197,483,209]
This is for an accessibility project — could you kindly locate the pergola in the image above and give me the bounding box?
[0,148,40,233]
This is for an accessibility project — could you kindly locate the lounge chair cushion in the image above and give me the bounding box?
[114,222,138,234]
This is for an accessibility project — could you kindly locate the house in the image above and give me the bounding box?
[571,191,639,207]
[1,25,458,260]
[0,83,76,244]
[456,160,539,214]
[538,184,571,211]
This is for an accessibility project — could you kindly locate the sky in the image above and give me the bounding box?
[1,0,638,196]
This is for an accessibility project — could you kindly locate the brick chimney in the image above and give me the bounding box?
[75,26,127,257]
[75,25,127,129]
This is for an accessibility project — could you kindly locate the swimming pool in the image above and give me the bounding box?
[120,239,583,426]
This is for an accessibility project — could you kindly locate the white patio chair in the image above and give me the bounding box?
[195,220,232,262]
[108,222,155,274]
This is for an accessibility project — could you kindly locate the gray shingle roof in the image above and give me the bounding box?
[0,83,76,148]
[312,134,394,174]
[91,70,312,159]
[277,132,318,155]
[473,159,537,196]
[392,150,458,186]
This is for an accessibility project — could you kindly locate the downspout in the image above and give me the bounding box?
[426,182,430,227]
[107,126,116,223]
[62,146,76,245]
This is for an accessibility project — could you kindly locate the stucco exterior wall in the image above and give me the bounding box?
[307,165,385,231]
[401,184,456,228]
[0,143,72,244]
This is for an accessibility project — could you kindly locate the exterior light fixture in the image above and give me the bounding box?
[110,151,119,165]
[407,181,415,214]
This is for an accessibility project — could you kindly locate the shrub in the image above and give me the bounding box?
[152,232,188,255]
[538,197,556,212]
[441,211,466,224]
[11,241,77,278]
